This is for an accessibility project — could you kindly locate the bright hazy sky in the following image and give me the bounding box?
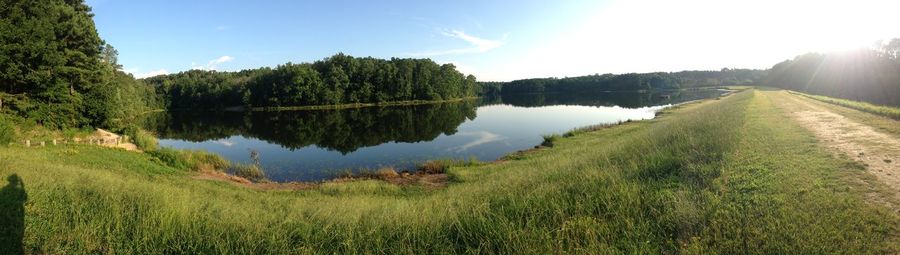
[88,0,900,81]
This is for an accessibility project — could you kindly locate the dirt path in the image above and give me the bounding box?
[773,91,899,203]
[194,168,449,191]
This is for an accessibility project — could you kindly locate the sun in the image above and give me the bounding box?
[812,34,879,53]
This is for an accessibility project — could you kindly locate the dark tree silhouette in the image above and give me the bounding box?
[762,45,900,106]
[0,174,27,255]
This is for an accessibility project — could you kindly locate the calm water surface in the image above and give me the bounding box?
[146,90,726,181]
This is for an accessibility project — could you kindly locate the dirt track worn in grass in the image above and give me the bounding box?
[0,90,897,254]
[772,91,900,209]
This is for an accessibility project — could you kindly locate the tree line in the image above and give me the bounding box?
[490,69,765,95]
[144,54,480,110]
[498,89,727,109]
[0,0,159,129]
[0,0,479,130]
[762,39,900,106]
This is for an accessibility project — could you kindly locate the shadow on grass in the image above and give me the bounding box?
[1,174,26,255]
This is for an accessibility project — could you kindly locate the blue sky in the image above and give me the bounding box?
[88,0,900,81]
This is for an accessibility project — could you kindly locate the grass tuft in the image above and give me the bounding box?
[228,163,266,182]
[417,158,482,174]
[417,161,447,174]
[541,134,561,147]
[147,148,230,172]
[125,127,158,151]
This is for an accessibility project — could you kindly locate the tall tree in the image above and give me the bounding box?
[100,43,122,70]
[0,0,111,128]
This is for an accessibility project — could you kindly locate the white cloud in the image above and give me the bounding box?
[215,25,229,31]
[410,30,505,57]
[192,55,234,70]
[448,131,503,152]
[211,56,234,65]
[213,139,235,147]
[125,67,170,79]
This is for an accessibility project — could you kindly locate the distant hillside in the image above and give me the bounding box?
[484,69,765,95]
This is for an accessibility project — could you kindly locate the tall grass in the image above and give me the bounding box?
[228,163,265,181]
[0,115,15,145]
[793,91,900,119]
[125,127,158,151]
[540,134,561,147]
[0,90,896,253]
[147,148,230,172]
[416,158,482,174]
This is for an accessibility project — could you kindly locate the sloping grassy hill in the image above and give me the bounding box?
[1,90,896,254]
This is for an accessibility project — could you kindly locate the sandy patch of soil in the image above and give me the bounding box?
[192,169,449,191]
[93,129,141,152]
[780,92,899,207]
[193,170,316,190]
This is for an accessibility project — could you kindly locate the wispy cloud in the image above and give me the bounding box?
[410,30,505,57]
[125,67,170,79]
[213,139,235,147]
[215,25,229,31]
[192,55,234,70]
[447,131,503,152]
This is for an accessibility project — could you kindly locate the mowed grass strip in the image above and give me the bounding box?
[787,90,900,137]
[793,91,900,120]
[0,90,896,254]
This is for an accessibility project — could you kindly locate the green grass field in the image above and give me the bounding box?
[793,91,900,120]
[1,90,897,254]
[788,91,900,137]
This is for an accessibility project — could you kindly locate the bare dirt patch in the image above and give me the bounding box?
[192,168,449,191]
[778,92,899,206]
[193,170,315,190]
[331,171,450,190]
[93,129,140,152]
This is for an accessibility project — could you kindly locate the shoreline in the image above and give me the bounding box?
[5,89,898,252]
[15,88,740,189]
[250,97,480,111]
[152,97,481,113]
[199,92,724,189]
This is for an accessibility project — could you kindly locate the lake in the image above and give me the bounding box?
[145,89,727,182]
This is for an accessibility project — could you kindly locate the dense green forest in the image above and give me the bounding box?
[762,39,900,106]
[144,55,479,109]
[0,0,479,130]
[0,0,157,129]
[490,69,765,95]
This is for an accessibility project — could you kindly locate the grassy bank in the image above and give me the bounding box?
[0,90,897,253]
[791,91,900,120]
[784,91,900,137]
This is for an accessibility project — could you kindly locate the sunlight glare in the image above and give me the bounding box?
[489,0,900,81]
